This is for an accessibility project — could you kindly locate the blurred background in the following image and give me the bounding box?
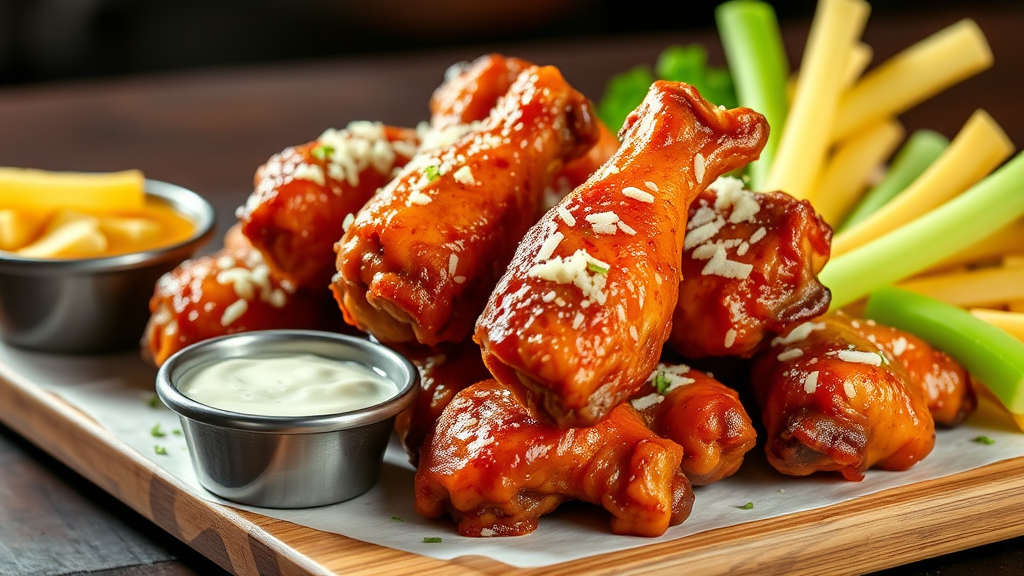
[0,0,1009,87]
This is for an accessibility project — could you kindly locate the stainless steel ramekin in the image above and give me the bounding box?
[0,179,215,353]
[155,330,418,508]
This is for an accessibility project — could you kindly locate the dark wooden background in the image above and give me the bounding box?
[1,2,1023,574]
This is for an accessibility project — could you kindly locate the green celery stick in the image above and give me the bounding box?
[820,151,1024,308]
[716,0,790,191]
[865,287,1024,414]
[837,129,950,232]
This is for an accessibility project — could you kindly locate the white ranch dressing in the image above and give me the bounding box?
[178,354,398,417]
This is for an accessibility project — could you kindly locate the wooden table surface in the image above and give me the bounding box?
[1,4,1023,575]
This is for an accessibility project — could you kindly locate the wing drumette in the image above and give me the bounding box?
[415,379,693,537]
[237,123,419,289]
[846,314,976,426]
[669,178,832,358]
[476,82,769,428]
[630,363,757,485]
[142,238,332,366]
[333,66,600,347]
[751,316,936,481]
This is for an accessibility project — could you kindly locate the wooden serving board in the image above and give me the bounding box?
[2,359,1023,576]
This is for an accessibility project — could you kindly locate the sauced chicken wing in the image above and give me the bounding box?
[142,240,331,366]
[391,339,493,466]
[237,123,420,289]
[476,82,769,428]
[415,379,693,537]
[630,363,757,485]
[429,54,533,131]
[845,313,976,426]
[333,66,600,347]
[751,316,936,481]
[669,178,832,359]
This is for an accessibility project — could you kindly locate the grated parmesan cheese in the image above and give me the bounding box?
[777,348,804,361]
[803,371,819,394]
[837,350,883,366]
[772,322,826,347]
[622,186,655,203]
[220,299,248,327]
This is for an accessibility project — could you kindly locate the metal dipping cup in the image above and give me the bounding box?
[0,179,215,353]
[155,330,419,508]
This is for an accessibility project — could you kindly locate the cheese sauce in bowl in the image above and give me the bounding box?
[156,330,418,508]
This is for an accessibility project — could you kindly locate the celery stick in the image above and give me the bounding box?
[837,130,949,233]
[715,0,790,191]
[820,151,1024,308]
[865,287,1024,414]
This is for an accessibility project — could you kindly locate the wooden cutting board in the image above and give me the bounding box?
[2,359,1023,576]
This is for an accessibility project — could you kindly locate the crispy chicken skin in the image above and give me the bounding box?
[751,315,936,481]
[391,339,493,466]
[415,379,693,537]
[333,66,600,347]
[237,123,419,289]
[669,179,832,359]
[142,240,330,366]
[846,314,976,426]
[476,82,769,428]
[631,363,757,485]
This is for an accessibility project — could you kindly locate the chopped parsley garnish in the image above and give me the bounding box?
[422,536,443,543]
[424,165,441,182]
[739,501,754,510]
[146,395,161,409]
[390,516,404,522]
[154,445,168,455]
[150,423,166,438]
[587,261,610,275]
[311,144,335,161]
[653,371,672,394]
[172,429,183,436]
[973,435,996,445]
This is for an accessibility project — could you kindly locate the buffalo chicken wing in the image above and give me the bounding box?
[476,82,769,428]
[415,378,693,537]
[669,178,832,358]
[333,66,600,347]
[631,363,757,485]
[237,123,419,289]
[751,316,936,481]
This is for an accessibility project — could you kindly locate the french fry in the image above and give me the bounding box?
[832,110,1014,256]
[0,209,45,251]
[821,152,1024,309]
[810,118,903,226]
[763,0,870,200]
[970,309,1024,343]
[896,265,1024,308]
[830,18,993,143]
[0,168,145,213]
[16,217,108,259]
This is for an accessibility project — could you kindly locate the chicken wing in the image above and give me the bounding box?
[476,82,769,428]
[669,178,832,358]
[142,239,333,366]
[846,314,976,426]
[751,316,936,481]
[415,378,693,537]
[429,54,533,131]
[391,339,493,466]
[333,65,600,347]
[237,122,420,289]
[630,363,757,485]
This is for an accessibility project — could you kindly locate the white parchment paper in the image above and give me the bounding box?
[2,344,1022,568]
